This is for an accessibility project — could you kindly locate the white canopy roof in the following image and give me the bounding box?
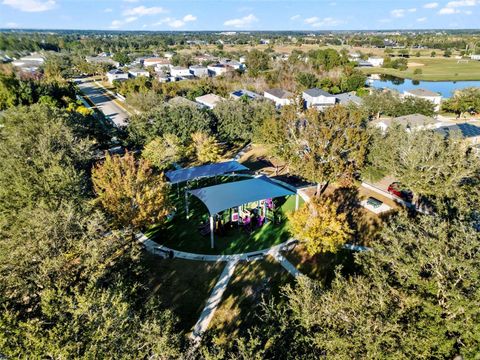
[165,161,248,184]
[188,176,295,215]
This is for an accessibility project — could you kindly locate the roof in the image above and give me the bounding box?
[435,123,480,139]
[335,92,363,105]
[165,161,248,184]
[188,176,295,215]
[168,96,201,108]
[404,88,441,97]
[264,88,294,99]
[303,88,334,98]
[230,89,261,100]
[107,69,126,75]
[195,94,224,107]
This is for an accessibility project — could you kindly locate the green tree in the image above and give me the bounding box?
[296,72,318,89]
[245,49,271,76]
[142,134,185,170]
[191,131,222,164]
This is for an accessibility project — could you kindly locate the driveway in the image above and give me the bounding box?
[76,79,129,127]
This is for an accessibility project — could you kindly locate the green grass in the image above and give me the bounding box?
[361,57,480,81]
[146,177,304,255]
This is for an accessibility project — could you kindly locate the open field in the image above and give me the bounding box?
[361,57,480,81]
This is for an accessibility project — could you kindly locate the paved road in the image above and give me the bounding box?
[76,79,129,127]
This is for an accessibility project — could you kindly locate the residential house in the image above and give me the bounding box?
[230,89,262,101]
[470,54,480,61]
[86,56,120,68]
[168,96,203,108]
[156,72,170,83]
[189,65,209,77]
[264,88,294,108]
[195,94,224,109]
[335,92,363,106]
[357,60,373,67]
[106,69,128,84]
[371,113,444,133]
[144,57,170,67]
[403,88,442,112]
[302,88,336,109]
[128,68,150,78]
[164,52,175,59]
[219,58,244,70]
[170,66,191,78]
[435,123,480,145]
[367,57,384,67]
[12,53,45,72]
[207,64,229,76]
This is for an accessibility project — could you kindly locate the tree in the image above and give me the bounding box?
[191,131,222,164]
[112,51,130,65]
[431,51,436,57]
[245,49,271,76]
[142,134,185,170]
[92,152,171,236]
[296,72,318,89]
[444,49,452,57]
[442,87,480,117]
[288,198,352,254]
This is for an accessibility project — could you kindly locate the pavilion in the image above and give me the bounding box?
[188,176,297,248]
[165,160,248,184]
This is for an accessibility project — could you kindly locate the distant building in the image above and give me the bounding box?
[164,52,175,59]
[207,64,229,76]
[264,88,294,108]
[470,54,480,61]
[371,114,443,133]
[12,53,45,72]
[128,68,150,78]
[106,69,128,84]
[86,56,119,68]
[367,57,384,67]
[144,57,170,67]
[403,88,442,112]
[230,89,262,101]
[170,66,191,77]
[189,65,209,77]
[219,58,244,70]
[195,94,224,109]
[335,92,363,106]
[302,88,336,109]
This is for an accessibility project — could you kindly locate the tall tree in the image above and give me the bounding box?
[92,152,171,237]
[142,134,185,170]
[191,131,222,164]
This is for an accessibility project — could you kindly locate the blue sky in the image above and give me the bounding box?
[0,0,478,31]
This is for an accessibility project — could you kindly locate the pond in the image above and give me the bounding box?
[368,75,480,98]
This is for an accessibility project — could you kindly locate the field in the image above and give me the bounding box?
[361,57,480,81]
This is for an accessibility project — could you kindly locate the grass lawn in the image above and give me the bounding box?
[207,255,293,343]
[146,176,303,255]
[361,57,480,81]
[143,254,224,332]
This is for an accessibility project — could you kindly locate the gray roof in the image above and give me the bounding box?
[404,88,441,97]
[108,69,126,75]
[335,92,363,105]
[265,88,294,99]
[165,161,248,184]
[188,176,295,215]
[303,88,334,97]
[435,123,480,139]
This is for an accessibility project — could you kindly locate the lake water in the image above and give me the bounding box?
[369,75,480,98]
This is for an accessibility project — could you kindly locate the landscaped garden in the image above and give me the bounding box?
[146,175,304,255]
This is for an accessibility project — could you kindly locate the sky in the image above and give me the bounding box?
[0,0,479,31]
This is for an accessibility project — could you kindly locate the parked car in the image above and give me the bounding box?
[387,182,413,202]
[367,197,383,209]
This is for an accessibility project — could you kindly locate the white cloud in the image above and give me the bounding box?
[154,14,197,29]
[446,0,476,7]
[417,17,428,22]
[304,16,319,24]
[110,20,122,29]
[224,14,258,28]
[123,6,167,17]
[125,16,137,23]
[438,0,477,14]
[439,7,459,13]
[311,17,345,27]
[123,0,139,2]
[290,14,301,20]
[391,8,416,17]
[423,2,439,8]
[408,8,417,12]
[2,0,55,12]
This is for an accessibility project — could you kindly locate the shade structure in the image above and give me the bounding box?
[188,176,295,215]
[165,161,248,184]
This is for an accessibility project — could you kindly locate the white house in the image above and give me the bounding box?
[230,89,262,101]
[302,88,336,109]
[371,114,444,133]
[12,53,45,72]
[264,88,294,108]
[164,52,175,59]
[106,69,128,84]
[170,66,191,77]
[367,57,384,67]
[189,65,209,77]
[128,68,150,78]
[403,88,443,112]
[144,57,170,67]
[195,94,224,109]
[470,54,480,60]
[219,58,244,70]
[207,64,229,76]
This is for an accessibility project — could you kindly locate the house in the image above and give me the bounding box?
[189,65,209,77]
[335,92,363,106]
[403,88,442,112]
[128,68,150,78]
[219,58,244,70]
[302,88,336,109]
[12,53,45,72]
[435,123,480,145]
[144,57,170,67]
[170,66,191,77]
[230,89,262,101]
[264,88,294,108]
[349,53,361,62]
[207,64,229,76]
[357,60,373,67]
[86,56,120,68]
[106,69,128,84]
[156,73,170,83]
[164,52,175,59]
[367,57,384,67]
[195,94,224,109]
[470,54,480,61]
[371,114,443,133]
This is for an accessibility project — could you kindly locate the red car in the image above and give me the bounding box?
[387,182,413,202]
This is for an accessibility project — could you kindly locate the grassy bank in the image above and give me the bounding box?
[361,57,480,81]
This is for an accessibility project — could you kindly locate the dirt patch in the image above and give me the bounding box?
[408,62,425,67]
